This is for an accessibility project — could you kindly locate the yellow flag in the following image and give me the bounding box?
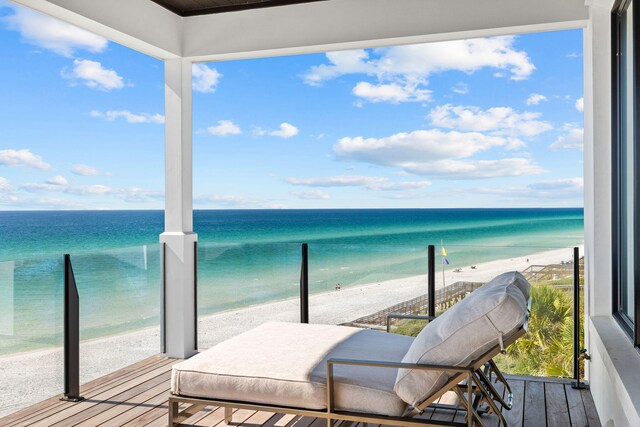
[442,246,447,257]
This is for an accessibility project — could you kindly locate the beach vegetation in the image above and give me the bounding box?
[495,284,583,377]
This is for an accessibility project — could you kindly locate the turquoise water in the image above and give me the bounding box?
[0,208,583,354]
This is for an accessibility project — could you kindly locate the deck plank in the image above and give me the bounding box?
[480,376,506,427]
[429,392,456,423]
[30,361,175,427]
[3,356,170,427]
[50,370,173,427]
[523,381,546,427]
[564,384,588,427]
[580,389,602,427]
[502,380,525,427]
[120,399,190,427]
[73,371,173,427]
[545,382,570,427]
[287,415,317,427]
[94,387,172,426]
[0,355,604,427]
[8,357,175,427]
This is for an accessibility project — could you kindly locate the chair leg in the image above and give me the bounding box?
[224,406,233,425]
[467,373,473,427]
[168,399,179,427]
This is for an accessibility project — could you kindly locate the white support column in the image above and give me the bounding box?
[160,58,197,359]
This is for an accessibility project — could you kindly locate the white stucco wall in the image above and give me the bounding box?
[585,1,640,425]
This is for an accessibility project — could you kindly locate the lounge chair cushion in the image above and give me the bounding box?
[394,271,528,408]
[171,322,413,416]
[483,271,531,302]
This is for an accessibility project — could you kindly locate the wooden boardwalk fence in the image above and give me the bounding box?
[344,258,585,329]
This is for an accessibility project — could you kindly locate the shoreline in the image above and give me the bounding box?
[0,244,582,417]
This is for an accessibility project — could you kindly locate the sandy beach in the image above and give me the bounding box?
[0,245,581,417]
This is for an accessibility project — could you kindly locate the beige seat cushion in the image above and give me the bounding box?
[394,271,528,408]
[171,322,413,416]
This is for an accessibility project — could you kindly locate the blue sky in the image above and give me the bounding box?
[0,2,584,210]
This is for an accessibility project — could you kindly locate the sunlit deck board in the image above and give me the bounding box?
[0,356,601,427]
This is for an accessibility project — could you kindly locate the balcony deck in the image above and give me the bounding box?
[0,355,601,427]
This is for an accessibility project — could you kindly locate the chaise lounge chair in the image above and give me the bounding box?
[169,271,531,427]
[384,270,531,414]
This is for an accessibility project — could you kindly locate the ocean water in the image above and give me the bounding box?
[0,208,584,354]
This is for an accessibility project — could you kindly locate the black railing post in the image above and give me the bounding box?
[61,254,83,402]
[572,246,588,389]
[300,243,309,323]
[428,245,435,317]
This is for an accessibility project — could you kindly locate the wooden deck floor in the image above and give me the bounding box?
[0,355,600,427]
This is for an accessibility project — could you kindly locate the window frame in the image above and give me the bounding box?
[612,0,640,347]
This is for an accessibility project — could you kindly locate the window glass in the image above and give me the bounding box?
[620,2,636,322]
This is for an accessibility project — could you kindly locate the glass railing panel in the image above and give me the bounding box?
[196,242,300,349]
[73,244,161,385]
[381,243,584,379]
[306,243,431,327]
[0,255,64,417]
[491,246,584,379]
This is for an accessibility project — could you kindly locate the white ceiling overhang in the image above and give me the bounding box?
[10,0,590,62]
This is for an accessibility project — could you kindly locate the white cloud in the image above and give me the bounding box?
[71,164,107,176]
[18,177,165,203]
[65,59,124,91]
[429,104,553,137]
[252,126,268,136]
[90,110,164,124]
[116,188,163,203]
[287,175,431,191]
[476,178,583,200]
[550,124,583,151]
[0,195,83,209]
[526,93,547,106]
[46,175,68,186]
[194,193,276,208]
[353,81,431,103]
[207,120,242,136]
[192,64,222,93]
[269,123,299,138]
[20,182,64,192]
[452,83,469,95]
[575,97,584,112]
[67,184,112,195]
[20,180,112,195]
[2,6,107,57]
[302,36,534,104]
[0,193,18,204]
[335,130,505,163]
[0,177,12,191]
[0,149,50,170]
[302,50,374,86]
[333,130,545,179]
[529,178,583,191]
[403,158,545,179]
[292,190,331,200]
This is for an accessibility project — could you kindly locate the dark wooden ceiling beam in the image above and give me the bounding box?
[150,0,327,16]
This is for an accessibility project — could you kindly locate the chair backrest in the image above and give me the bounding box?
[394,271,530,408]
